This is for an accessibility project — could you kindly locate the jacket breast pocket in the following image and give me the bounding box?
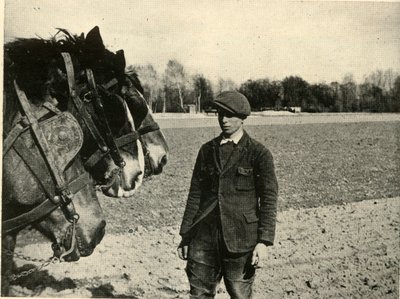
[235,167,255,191]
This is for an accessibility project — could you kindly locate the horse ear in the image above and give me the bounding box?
[85,26,105,52]
[116,50,126,72]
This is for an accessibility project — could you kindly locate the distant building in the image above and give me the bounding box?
[187,104,196,114]
[288,106,301,113]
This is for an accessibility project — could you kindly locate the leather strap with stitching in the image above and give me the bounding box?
[14,81,68,196]
[86,68,125,167]
[61,53,110,166]
[2,171,90,234]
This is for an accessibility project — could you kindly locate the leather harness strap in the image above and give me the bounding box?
[101,77,160,139]
[61,53,110,168]
[13,81,69,198]
[86,68,125,167]
[103,78,118,90]
[12,136,56,198]
[2,82,85,233]
[122,74,161,137]
[3,199,62,234]
[3,122,29,155]
[137,122,160,136]
[115,131,140,147]
[61,52,78,99]
[2,171,90,235]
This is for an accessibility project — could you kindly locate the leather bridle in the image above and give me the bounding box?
[121,74,162,176]
[61,53,141,173]
[2,53,139,237]
[2,53,162,236]
[92,73,162,177]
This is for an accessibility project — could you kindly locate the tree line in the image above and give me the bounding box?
[130,60,400,113]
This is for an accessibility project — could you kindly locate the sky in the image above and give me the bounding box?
[3,0,400,85]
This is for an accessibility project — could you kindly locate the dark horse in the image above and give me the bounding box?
[2,27,142,295]
[122,70,169,179]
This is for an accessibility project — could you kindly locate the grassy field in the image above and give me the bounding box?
[100,120,400,234]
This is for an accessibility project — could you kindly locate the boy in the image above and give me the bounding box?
[178,91,278,298]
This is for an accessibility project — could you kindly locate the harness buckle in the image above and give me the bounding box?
[19,116,30,127]
[61,191,73,205]
[56,185,73,205]
[83,91,93,103]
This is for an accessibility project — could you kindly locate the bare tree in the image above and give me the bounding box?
[164,59,190,111]
[193,74,214,112]
[341,73,357,112]
[216,78,237,94]
[365,69,399,92]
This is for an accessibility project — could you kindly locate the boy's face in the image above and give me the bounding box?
[218,110,244,137]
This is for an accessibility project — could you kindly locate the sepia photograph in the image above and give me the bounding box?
[2,0,399,298]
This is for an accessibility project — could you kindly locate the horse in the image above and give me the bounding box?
[1,27,141,294]
[122,71,169,178]
[2,77,106,296]
[4,26,144,197]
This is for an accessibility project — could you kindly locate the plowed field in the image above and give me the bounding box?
[8,114,400,298]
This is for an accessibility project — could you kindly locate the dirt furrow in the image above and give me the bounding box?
[10,197,399,298]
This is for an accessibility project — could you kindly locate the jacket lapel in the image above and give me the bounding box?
[211,136,222,173]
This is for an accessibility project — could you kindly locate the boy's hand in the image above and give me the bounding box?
[177,245,188,260]
[251,243,267,268]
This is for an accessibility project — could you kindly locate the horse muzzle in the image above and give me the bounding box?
[52,219,106,261]
[52,223,80,262]
[101,160,143,198]
[144,152,167,176]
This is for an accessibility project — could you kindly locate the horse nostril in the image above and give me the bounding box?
[99,220,106,230]
[160,155,168,166]
[95,220,106,246]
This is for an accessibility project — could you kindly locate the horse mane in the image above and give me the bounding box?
[4,30,84,104]
[4,27,113,105]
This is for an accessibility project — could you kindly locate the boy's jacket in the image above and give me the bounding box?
[179,131,278,253]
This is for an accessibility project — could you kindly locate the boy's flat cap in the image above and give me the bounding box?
[213,91,251,118]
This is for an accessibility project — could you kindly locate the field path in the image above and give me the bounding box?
[10,197,399,298]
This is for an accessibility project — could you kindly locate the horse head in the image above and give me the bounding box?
[122,71,169,176]
[70,26,144,197]
[2,81,106,265]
